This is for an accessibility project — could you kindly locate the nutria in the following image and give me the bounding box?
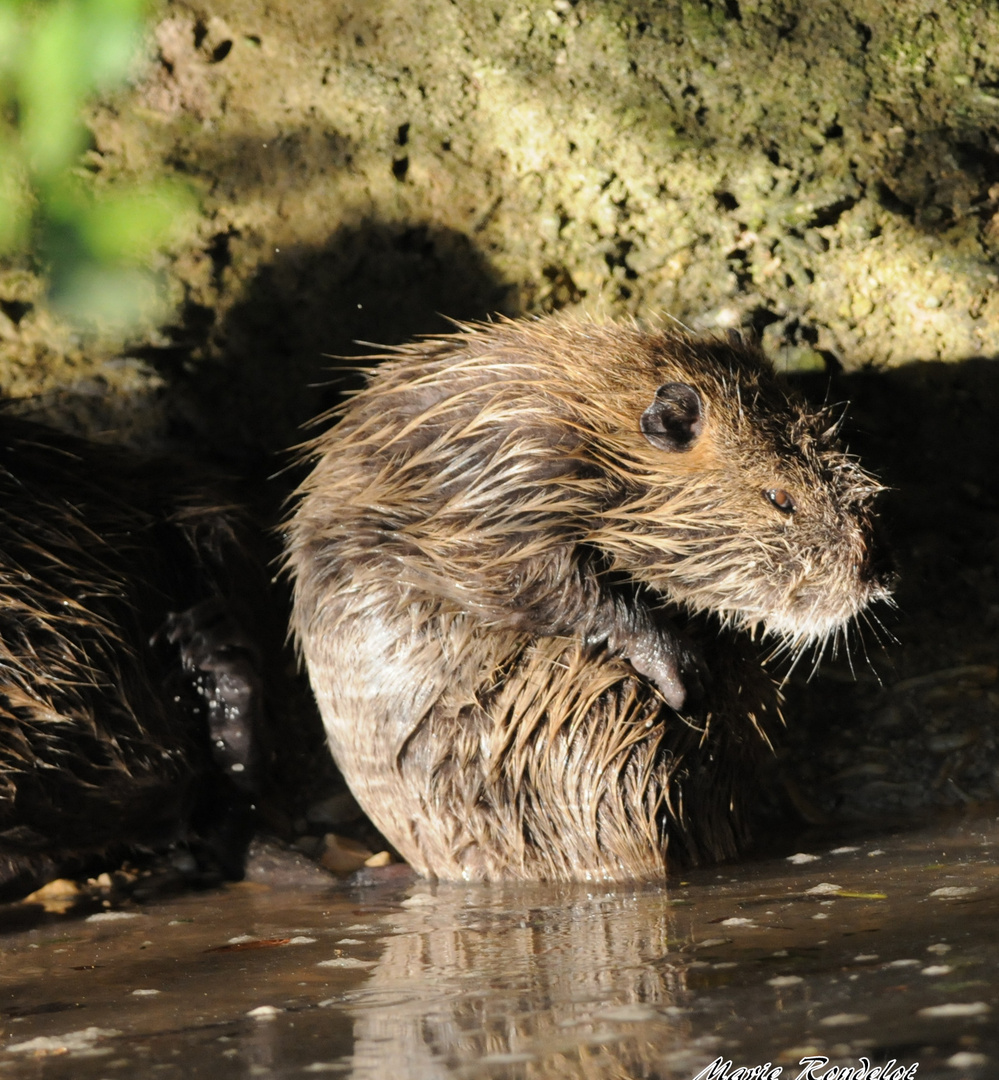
[285,314,893,882]
[0,416,271,901]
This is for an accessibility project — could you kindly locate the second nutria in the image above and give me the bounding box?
[0,416,273,901]
[285,314,893,882]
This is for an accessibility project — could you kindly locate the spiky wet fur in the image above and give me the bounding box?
[0,417,267,900]
[286,314,890,882]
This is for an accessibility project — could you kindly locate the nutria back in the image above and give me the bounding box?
[285,314,892,881]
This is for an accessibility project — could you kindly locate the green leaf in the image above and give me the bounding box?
[76,184,196,262]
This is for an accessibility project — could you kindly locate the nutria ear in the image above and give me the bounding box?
[640,383,703,452]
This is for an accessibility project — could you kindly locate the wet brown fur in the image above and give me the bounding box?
[0,417,270,900]
[285,314,891,882]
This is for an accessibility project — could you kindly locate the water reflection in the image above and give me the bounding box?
[1,815,998,1078]
[342,883,690,1078]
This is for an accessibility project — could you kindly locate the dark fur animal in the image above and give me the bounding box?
[285,315,893,881]
[0,417,269,901]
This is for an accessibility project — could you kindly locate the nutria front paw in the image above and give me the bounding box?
[623,629,706,713]
[154,599,263,793]
[583,591,707,713]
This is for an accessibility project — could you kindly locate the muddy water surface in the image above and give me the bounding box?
[2,815,998,1080]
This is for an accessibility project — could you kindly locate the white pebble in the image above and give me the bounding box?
[819,1013,869,1026]
[247,1005,282,1018]
[947,1052,988,1068]
[806,882,842,895]
[918,1002,990,1018]
[5,1027,121,1053]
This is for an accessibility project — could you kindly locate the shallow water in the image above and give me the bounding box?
[2,814,998,1080]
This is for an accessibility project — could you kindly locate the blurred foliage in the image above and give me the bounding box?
[0,0,195,329]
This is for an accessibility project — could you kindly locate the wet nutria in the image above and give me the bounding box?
[285,314,894,882]
[0,416,271,901]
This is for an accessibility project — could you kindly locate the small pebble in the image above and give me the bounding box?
[819,1013,869,1026]
[247,1005,282,1018]
[5,1027,121,1053]
[400,894,436,907]
[947,1052,988,1068]
[918,1002,990,1018]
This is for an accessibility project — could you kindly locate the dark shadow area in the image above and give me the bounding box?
[147,220,517,470]
[779,358,999,825]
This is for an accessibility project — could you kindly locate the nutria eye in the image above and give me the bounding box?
[765,488,796,514]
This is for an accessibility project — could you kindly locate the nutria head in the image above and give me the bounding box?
[573,328,895,648]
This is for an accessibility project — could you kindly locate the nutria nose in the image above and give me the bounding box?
[861,531,898,593]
